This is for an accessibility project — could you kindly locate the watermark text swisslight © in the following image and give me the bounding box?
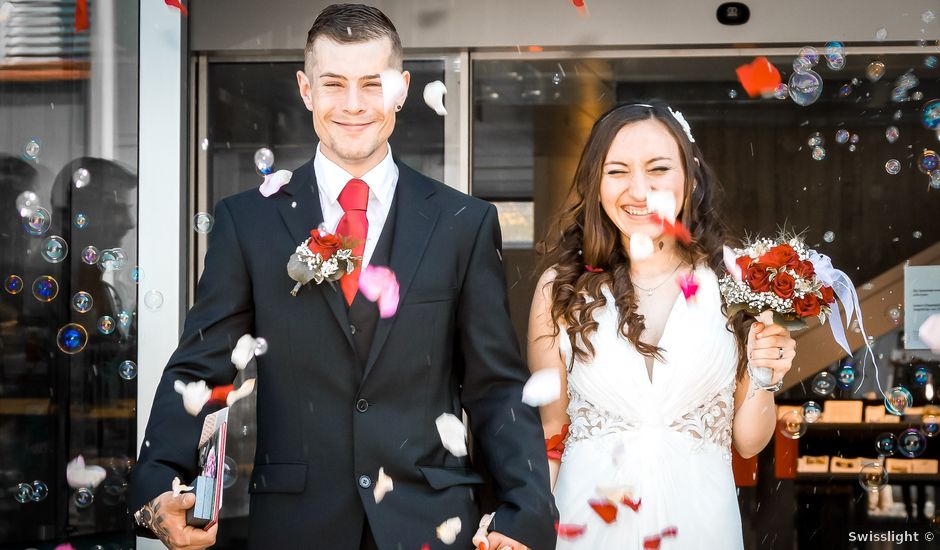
[848,530,935,544]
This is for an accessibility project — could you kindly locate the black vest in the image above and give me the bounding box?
[346,192,398,374]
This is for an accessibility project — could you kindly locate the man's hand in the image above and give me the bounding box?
[485,531,528,550]
[139,491,218,549]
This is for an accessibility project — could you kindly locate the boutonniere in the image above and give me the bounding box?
[286,227,361,296]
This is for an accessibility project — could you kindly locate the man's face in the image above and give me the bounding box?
[296,37,409,175]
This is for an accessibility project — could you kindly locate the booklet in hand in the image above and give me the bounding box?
[185,407,229,529]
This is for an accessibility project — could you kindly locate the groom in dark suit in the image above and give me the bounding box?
[129,4,557,549]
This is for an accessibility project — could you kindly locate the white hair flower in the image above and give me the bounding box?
[667,106,695,143]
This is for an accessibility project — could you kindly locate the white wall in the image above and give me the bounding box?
[190,0,939,52]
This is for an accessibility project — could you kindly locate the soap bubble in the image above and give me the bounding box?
[812,371,836,394]
[865,61,886,82]
[32,276,58,302]
[797,46,819,65]
[30,481,48,502]
[859,462,888,492]
[72,168,91,189]
[922,99,940,129]
[57,323,88,354]
[837,365,857,389]
[788,70,823,106]
[22,138,42,160]
[73,487,94,508]
[97,248,128,272]
[81,246,99,265]
[552,73,562,85]
[254,337,268,356]
[885,386,913,415]
[913,365,930,386]
[838,83,852,97]
[926,56,938,69]
[802,401,822,423]
[922,415,940,438]
[118,360,137,380]
[71,291,93,313]
[23,207,51,236]
[193,213,214,234]
[924,9,937,24]
[812,146,826,161]
[874,27,888,42]
[875,432,897,456]
[898,428,927,457]
[792,57,813,74]
[808,132,824,147]
[779,410,808,439]
[835,129,850,144]
[73,213,88,229]
[144,290,164,311]
[97,316,116,335]
[885,159,901,175]
[117,310,132,330]
[773,84,789,100]
[41,236,68,263]
[886,305,902,325]
[850,133,859,144]
[918,149,939,173]
[4,275,24,294]
[254,147,274,175]
[931,170,940,189]
[914,230,923,239]
[885,126,900,143]
[14,483,32,504]
[728,89,738,99]
[222,456,238,488]
[15,190,40,217]
[823,231,835,243]
[129,266,144,284]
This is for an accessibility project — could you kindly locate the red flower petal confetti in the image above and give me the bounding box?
[585,265,604,273]
[620,495,642,512]
[650,213,691,245]
[545,423,569,461]
[556,521,588,540]
[421,545,430,550]
[208,384,234,406]
[677,272,699,302]
[571,0,589,17]
[643,526,678,549]
[165,0,188,16]
[735,56,781,98]
[75,0,89,32]
[588,498,618,523]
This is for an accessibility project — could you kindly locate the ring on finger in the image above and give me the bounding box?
[778,347,784,360]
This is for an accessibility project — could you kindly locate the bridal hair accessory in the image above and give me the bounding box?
[666,107,695,143]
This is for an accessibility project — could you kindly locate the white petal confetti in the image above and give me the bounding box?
[435,413,468,457]
[629,233,654,261]
[171,476,193,497]
[522,368,561,407]
[919,314,940,352]
[373,467,394,503]
[436,516,462,545]
[646,190,676,222]
[380,69,407,113]
[472,512,494,549]
[231,334,256,370]
[174,379,212,416]
[722,245,744,283]
[226,379,256,406]
[423,80,448,116]
[66,455,107,489]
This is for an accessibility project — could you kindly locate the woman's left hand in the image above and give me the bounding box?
[747,322,796,384]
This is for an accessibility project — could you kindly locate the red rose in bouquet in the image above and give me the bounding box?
[771,271,796,299]
[745,263,772,292]
[735,255,752,275]
[794,293,821,317]
[796,259,815,278]
[820,285,835,304]
[307,230,341,261]
[759,243,800,271]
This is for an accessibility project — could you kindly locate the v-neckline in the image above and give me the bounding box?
[640,288,685,385]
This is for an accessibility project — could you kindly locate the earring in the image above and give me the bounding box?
[395,105,402,111]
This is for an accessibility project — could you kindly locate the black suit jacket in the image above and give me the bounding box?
[130,157,558,549]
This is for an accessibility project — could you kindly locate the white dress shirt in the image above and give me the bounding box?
[313,143,398,270]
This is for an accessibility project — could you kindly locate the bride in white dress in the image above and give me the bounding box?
[528,103,797,549]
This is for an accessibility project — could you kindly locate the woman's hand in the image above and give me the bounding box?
[747,322,796,384]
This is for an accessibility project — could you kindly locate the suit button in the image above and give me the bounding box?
[356,398,369,413]
[358,475,372,489]
[349,324,357,335]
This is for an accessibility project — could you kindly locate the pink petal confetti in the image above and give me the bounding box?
[259,169,292,197]
[379,69,407,113]
[423,81,448,116]
[435,413,468,457]
[677,272,699,302]
[173,379,211,416]
[723,245,744,283]
[373,467,394,503]
[436,516,462,544]
[471,512,494,549]
[521,368,561,407]
[66,455,106,489]
[920,314,940,352]
[54,545,76,550]
[629,233,654,261]
[556,522,588,540]
[164,0,188,16]
[359,265,400,318]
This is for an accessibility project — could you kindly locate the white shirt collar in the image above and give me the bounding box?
[314,143,397,207]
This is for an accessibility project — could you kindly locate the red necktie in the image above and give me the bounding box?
[336,178,369,305]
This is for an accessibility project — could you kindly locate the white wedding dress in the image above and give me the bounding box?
[554,266,744,549]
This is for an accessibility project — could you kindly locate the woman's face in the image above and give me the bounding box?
[599,118,686,246]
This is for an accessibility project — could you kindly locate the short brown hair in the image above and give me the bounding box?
[304,4,403,75]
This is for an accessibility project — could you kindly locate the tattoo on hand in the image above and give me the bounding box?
[150,500,173,546]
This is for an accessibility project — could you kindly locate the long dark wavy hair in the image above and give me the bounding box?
[537,101,752,381]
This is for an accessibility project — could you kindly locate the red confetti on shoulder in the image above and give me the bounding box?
[588,498,618,523]
[165,0,188,16]
[556,522,588,539]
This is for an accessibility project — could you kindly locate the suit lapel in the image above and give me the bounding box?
[276,159,355,351]
[362,161,440,381]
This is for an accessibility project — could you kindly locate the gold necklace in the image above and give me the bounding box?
[631,262,682,296]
